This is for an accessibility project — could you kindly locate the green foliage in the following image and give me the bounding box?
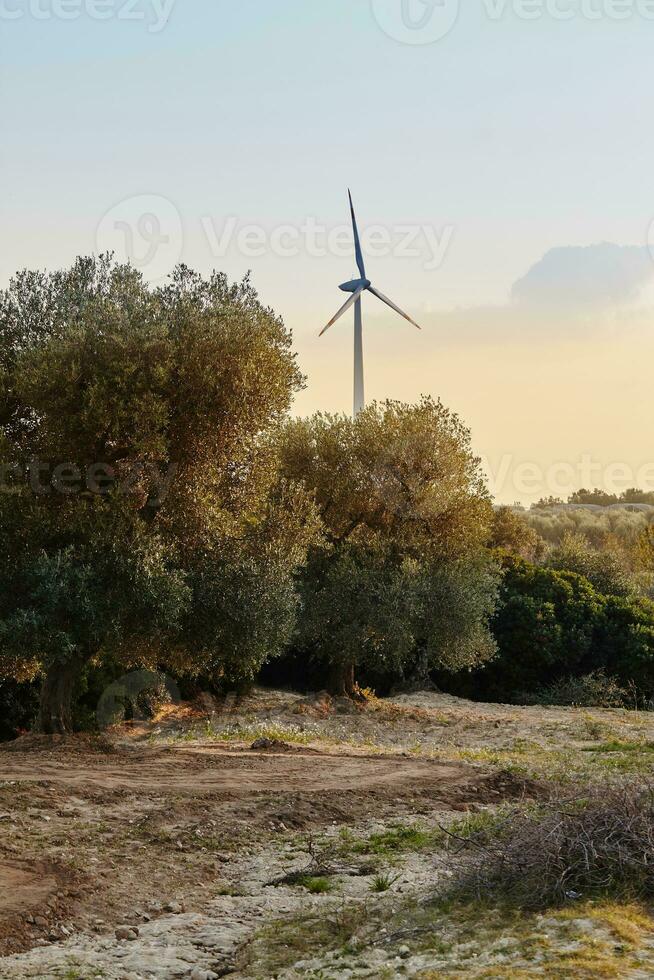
[489,506,546,561]
[280,396,492,556]
[183,550,303,687]
[281,398,499,689]
[370,872,399,892]
[413,554,500,676]
[298,876,334,894]
[349,823,435,857]
[547,531,635,598]
[296,541,422,680]
[0,257,314,730]
[0,495,188,683]
[472,555,654,702]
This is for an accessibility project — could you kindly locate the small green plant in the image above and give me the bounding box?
[350,823,434,857]
[370,872,399,892]
[298,875,334,894]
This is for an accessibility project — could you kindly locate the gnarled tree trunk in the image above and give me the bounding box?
[37,659,80,735]
[328,661,355,698]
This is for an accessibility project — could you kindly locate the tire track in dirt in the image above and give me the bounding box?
[0,746,475,796]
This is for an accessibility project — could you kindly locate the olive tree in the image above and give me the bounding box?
[0,257,317,732]
[280,397,499,694]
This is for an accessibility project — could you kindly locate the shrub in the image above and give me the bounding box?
[527,671,634,709]
[442,781,654,909]
[547,532,635,598]
[457,555,654,703]
[370,872,399,893]
[298,876,333,895]
[489,507,546,561]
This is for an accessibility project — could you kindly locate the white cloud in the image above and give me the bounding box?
[511,243,654,312]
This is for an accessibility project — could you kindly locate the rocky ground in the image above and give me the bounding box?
[2,688,654,978]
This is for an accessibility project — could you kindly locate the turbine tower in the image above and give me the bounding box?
[320,191,422,416]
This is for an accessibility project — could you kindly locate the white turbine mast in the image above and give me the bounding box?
[320,190,422,417]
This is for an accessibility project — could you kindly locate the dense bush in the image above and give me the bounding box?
[546,531,635,597]
[454,554,654,703]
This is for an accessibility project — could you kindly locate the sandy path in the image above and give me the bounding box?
[0,744,473,796]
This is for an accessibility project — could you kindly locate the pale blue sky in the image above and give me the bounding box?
[2,0,654,501]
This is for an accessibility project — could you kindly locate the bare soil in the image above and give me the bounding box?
[1,688,653,978]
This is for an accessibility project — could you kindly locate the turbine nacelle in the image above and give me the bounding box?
[339,278,371,293]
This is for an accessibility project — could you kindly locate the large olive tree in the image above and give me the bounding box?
[0,257,317,732]
[279,397,500,694]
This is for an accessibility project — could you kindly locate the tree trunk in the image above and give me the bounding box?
[328,661,356,698]
[37,659,80,735]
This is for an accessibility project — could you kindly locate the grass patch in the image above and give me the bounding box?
[452,737,654,781]
[163,721,325,746]
[236,902,369,976]
[238,889,654,979]
[297,875,334,894]
[583,739,654,754]
[349,824,436,858]
[342,810,508,864]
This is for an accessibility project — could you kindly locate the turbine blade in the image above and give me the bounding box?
[348,189,367,281]
[319,286,365,336]
[368,285,422,330]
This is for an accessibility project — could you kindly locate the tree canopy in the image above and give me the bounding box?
[279,398,499,693]
[0,257,316,730]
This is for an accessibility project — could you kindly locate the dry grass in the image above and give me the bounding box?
[441,780,654,910]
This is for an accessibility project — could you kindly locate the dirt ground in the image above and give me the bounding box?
[2,688,654,978]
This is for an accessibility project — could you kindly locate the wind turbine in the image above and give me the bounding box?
[320,191,422,417]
